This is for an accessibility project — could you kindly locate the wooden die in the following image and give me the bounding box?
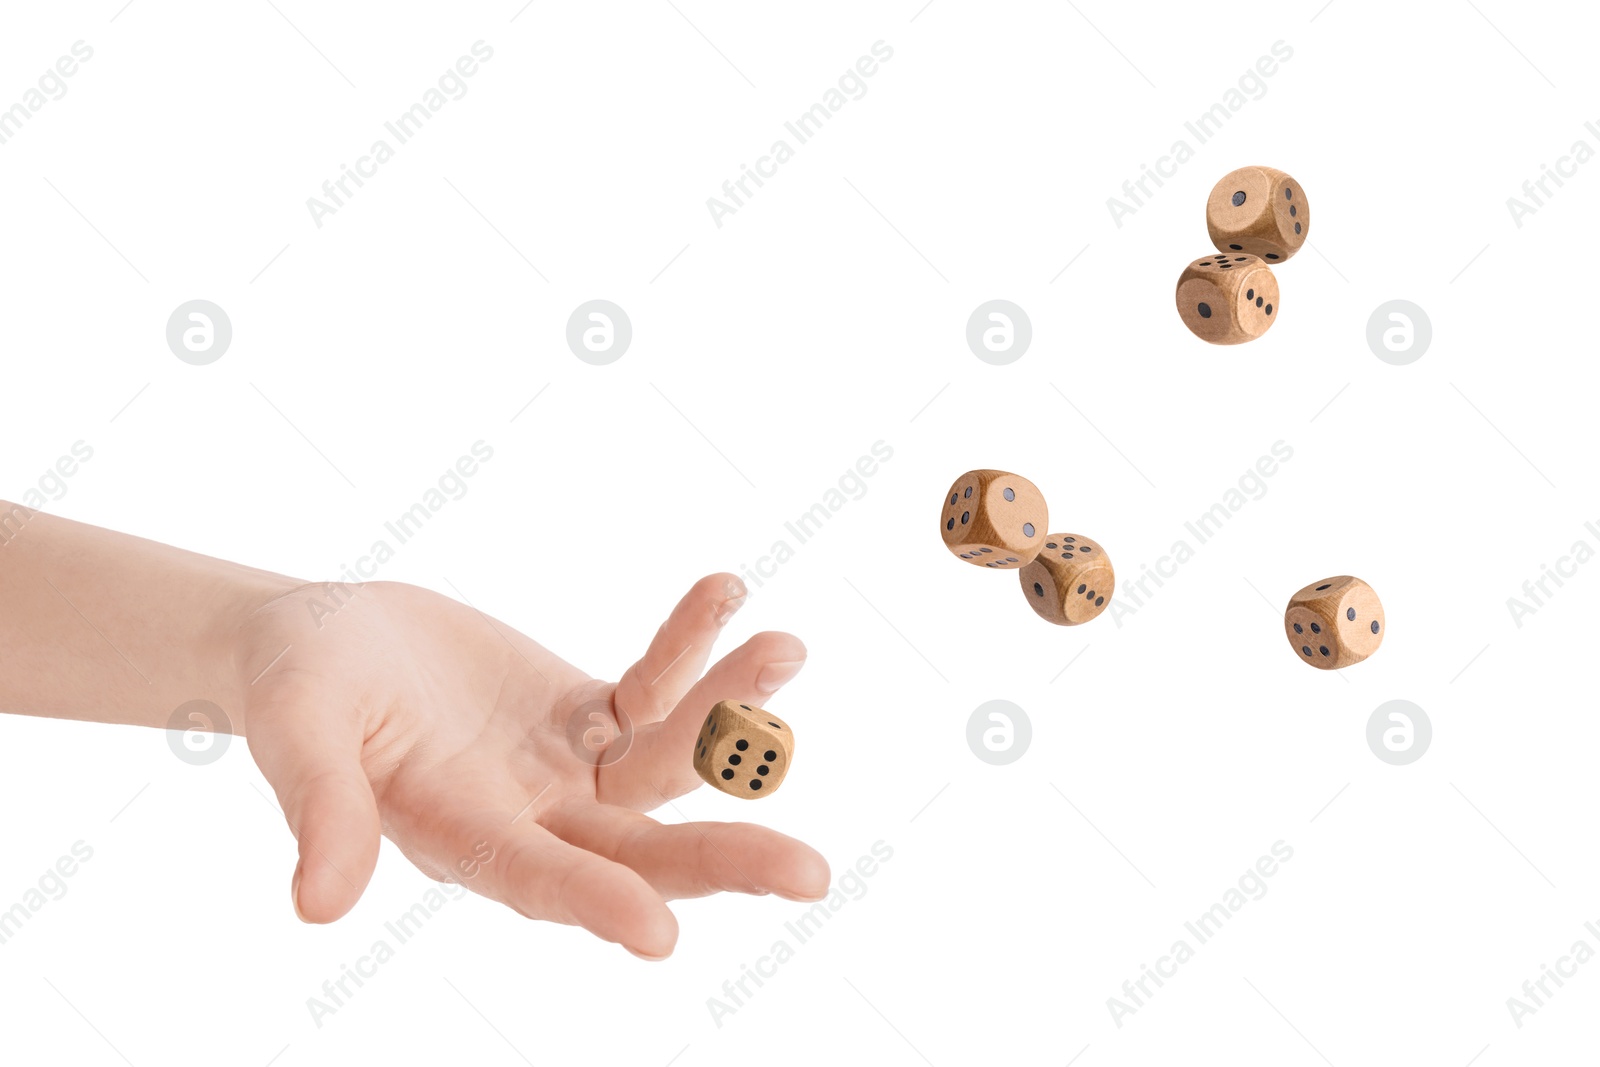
[1019,533,1114,625]
[940,469,1048,569]
[1206,165,1309,263]
[1176,253,1279,345]
[1284,576,1385,670]
[693,700,793,798]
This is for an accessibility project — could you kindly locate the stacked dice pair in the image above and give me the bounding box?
[940,469,1114,627]
[1176,166,1309,345]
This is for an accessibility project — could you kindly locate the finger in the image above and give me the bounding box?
[614,573,747,723]
[247,687,381,924]
[545,803,829,902]
[599,630,806,809]
[480,816,679,960]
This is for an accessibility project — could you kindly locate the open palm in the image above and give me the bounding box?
[236,574,827,959]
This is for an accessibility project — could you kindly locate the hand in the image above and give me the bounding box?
[235,574,828,959]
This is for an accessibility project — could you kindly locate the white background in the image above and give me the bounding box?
[2,1,1597,1063]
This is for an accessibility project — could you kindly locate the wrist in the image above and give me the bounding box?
[206,568,307,735]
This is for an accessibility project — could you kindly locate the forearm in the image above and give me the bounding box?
[0,501,299,732]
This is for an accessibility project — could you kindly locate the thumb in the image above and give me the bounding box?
[248,696,382,924]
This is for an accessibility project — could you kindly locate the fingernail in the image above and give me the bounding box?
[291,866,308,923]
[774,886,829,903]
[715,590,748,625]
[723,575,747,601]
[756,660,804,694]
[626,946,671,962]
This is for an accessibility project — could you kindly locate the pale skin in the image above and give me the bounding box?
[0,502,829,959]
